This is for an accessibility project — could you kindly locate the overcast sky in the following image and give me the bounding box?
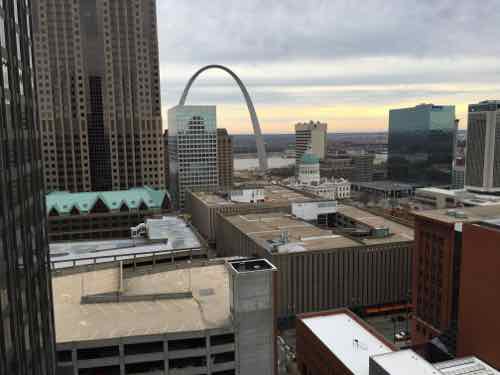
[157,0,500,134]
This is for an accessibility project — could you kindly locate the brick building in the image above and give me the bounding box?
[296,309,396,375]
[412,206,500,356]
[46,187,171,241]
[457,220,500,368]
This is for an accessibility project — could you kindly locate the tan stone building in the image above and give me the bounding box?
[33,0,164,192]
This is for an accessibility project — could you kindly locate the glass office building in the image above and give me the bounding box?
[388,104,456,186]
[168,105,218,209]
[0,1,56,374]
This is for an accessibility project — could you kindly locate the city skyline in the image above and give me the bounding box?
[157,0,500,134]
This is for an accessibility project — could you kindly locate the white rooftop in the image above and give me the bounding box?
[302,313,393,375]
[434,357,500,375]
[371,350,440,375]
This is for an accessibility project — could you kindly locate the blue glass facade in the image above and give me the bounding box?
[388,104,456,186]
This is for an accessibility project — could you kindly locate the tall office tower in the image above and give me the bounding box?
[465,100,500,193]
[451,157,465,189]
[217,128,234,189]
[388,104,456,186]
[32,0,164,192]
[0,1,56,374]
[295,121,327,165]
[169,105,218,209]
[163,129,169,188]
[351,153,375,182]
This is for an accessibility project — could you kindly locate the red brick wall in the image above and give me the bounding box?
[458,223,500,369]
[412,216,456,345]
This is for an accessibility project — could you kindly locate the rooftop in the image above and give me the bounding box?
[351,181,415,191]
[52,262,232,343]
[46,186,169,215]
[50,216,202,269]
[416,188,500,207]
[301,310,393,375]
[192,185,315,207]
[223,212,361,253]
[414,205,500,224]
[434,357,500,375]
[371,350,440,375]
[336,205,414,243]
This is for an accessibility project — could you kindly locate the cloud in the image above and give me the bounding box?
[156,0,500,133]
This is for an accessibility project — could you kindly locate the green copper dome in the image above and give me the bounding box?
[300,153,320,165]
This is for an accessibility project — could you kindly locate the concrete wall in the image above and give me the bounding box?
[228,261,276,375]
[56,327,235,375]
[217,215,413,319]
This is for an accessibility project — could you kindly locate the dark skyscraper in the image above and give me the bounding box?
[0,1,56,374]
[32,0,164,193]
[388,104,456,186]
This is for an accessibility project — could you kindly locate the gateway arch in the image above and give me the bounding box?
[179,64,268,171]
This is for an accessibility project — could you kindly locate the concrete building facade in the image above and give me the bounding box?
[217,128,234,189]
[33,0,164,192]
[295,121,327,165]
[216,206,414,320]
[465,100,500,193]
[54,258,276,375]
[0,1,57,374]
[168,105,218,209]
[186,185,322,245]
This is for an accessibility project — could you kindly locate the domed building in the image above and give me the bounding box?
[288,149,351,200]
[298,152,321,185]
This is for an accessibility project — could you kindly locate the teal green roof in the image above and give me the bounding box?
[46,186,170,215]
[300,153,320,165]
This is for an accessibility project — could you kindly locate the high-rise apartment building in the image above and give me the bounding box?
[168,105,218,209]
[388,104,456,186]
[0,1,56,374]
[465,100,500,193]
[295,121,327,165]
[32,0,164,192]
[217,128,233,189]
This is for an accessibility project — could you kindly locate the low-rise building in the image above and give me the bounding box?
[46,187,171,242]
[54,258,277,375]
[351,181,414,200]
[216,205,414,319]
[296,309,396,375]
[371,350,499,375]
[287,149,351,199]
[186,185,321,245]
[414,187,500,209]
[50,215,205,270]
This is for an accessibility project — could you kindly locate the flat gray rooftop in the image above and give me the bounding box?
[414,205,500,224]
[50,217,202,269]
[336,205,414,242]
[351,181,415,191]
[193,185,314,206]
[52,263,231,343]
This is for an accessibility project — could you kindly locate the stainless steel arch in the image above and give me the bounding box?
[179,64,268,171]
